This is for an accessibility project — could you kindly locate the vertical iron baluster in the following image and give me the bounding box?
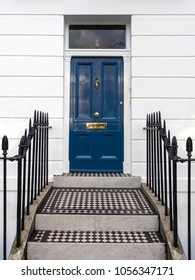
[41,112,44,191]
[46,113,49,185]
[16,136,25,247]
[2,136,8,260]
[38,111,42,196]
[159,112,164,205]
[16,157,22,247]
[153,113,157,196]
[31,111,36,204]
[172,136,178,247]
[34,111,39,200]
[151,113,154,193]
[148,114,151,189]
[146,114,149,186]
[43,113,46,188]
[156,112,161,200]
[22,130,27,230]
[186,137,193,260]
[27,119,32,215]
[163,120,168,215]
[168,130,173,230]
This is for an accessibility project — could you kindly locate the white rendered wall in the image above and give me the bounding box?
[0,15,64,181]
[131,15,195,259]
[0,15,64,259]
[131,15,195,181]
[1,0,195,15]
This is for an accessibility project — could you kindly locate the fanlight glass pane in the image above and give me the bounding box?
[69,25,126,49]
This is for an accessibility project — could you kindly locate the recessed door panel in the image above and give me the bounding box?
[74,132,94,160]
[69,57,124,172]
[99,131,119,160]
[75,63,93,120]
[101,63,118,120]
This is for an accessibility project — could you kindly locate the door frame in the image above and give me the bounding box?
[63,23,131,174]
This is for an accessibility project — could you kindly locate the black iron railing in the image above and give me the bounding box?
[0,110,49,260]
[146,111,194,260]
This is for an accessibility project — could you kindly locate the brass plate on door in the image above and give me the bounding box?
[86,123,107,129]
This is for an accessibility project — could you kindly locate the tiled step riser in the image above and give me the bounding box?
[28,243,166,260]
[35,214,159,232]
[53,176,141,188]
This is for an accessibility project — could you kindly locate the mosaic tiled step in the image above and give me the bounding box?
[38,187,156,215]
[35,187,159,232]
[27,230,166,260]
[53,174,141,188]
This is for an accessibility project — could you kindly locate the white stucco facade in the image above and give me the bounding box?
[0,0,195,259]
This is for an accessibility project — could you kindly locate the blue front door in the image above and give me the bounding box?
[69,57,124,172]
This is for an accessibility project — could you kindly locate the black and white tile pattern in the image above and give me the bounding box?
[63,173,131,177]
[38,187,156,215]
[30,230,163,244]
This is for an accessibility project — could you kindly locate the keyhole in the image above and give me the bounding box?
[95,78,99,89]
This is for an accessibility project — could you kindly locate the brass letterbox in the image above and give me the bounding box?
[86,123,107,129]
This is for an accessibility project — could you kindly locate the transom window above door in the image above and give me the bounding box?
[69,25,126,49]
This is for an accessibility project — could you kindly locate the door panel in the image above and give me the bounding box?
[99,131,120,160]
[101,62,118,120]
[69,57,124,172]
[75,62,93,120]
[74,132,94,160]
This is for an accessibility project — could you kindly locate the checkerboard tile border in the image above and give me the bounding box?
[30,230,164,244]
[63,173,131,177]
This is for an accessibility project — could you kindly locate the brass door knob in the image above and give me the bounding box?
[94,112,99,117]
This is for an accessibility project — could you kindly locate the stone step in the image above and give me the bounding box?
[27,175,165,260]
[27,230,166,260]
[35,187,159,231]
[53,173,141,188]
